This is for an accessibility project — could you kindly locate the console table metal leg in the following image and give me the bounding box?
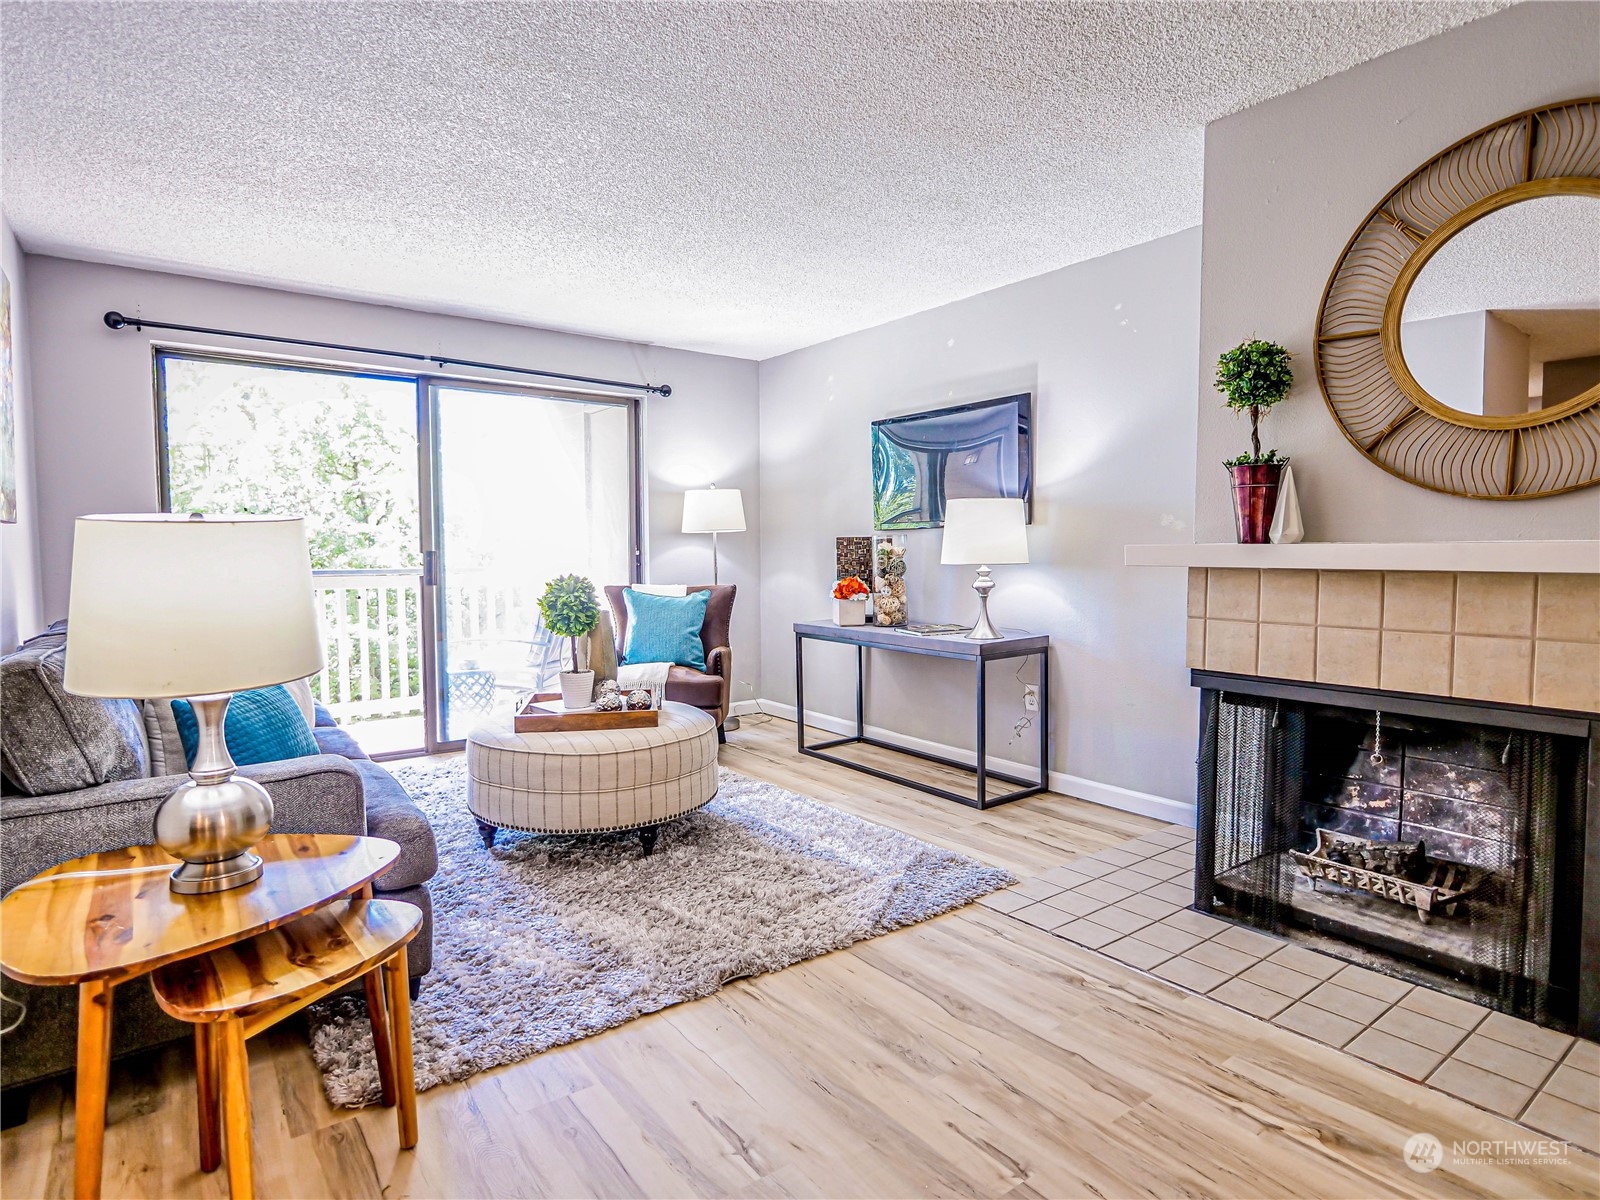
[794,633,805,752]
[855,645,865,739]
[1038,649,1050,793]
[976,657,989,809]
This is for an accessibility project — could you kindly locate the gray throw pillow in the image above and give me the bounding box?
[0,634,149,795]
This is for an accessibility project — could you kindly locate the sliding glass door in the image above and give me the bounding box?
[428,383,637,744]
[159,353,428,754]
[159,353,640,755]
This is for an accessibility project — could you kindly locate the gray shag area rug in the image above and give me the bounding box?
[306,757,1013,1106]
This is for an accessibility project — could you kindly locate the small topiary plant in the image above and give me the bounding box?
[537,574,600,673]
[1216,339,1294,466]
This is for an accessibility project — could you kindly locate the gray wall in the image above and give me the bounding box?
[1196,1,1600,542]
[0,218,43,648]
[23,255,762,690]
[758,229,1202,813]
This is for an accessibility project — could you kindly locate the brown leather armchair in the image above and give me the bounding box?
[604,585,735,741]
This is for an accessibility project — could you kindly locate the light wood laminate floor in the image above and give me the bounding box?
[3,715,1594,1199]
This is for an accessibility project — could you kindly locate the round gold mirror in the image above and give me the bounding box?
[1317,99,1600,498]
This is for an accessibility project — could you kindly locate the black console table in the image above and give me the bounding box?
[793,621,1049,809]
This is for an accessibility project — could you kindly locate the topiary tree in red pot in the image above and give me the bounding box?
[1216,339,1294,544]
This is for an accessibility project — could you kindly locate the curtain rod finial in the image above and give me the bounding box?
[103,311,128,330]
[657,384,672,398]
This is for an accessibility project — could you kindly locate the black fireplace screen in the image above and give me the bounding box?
[1196,688,1587,1030]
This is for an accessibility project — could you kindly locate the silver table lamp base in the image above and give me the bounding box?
[152,694,274,894]
[966,565,1003,640]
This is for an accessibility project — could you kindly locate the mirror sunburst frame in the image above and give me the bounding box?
[1315,98,1600,499]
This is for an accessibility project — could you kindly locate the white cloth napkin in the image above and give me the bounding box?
[618,662,672,688]
[1270,465,1305,545]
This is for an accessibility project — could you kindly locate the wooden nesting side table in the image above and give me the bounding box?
[0,834,400,1200]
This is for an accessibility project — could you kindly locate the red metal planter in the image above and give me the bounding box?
[1228,463,1284,544]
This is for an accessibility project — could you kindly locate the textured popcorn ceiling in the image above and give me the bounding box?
[1,1,1505,358]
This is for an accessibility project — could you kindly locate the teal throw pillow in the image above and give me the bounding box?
[621,589,710,672]
[172,684,320,768]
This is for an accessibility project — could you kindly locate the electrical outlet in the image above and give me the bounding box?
[1023,684,1039,712]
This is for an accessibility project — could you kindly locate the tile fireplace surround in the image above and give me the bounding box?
[1186,569,1600,714]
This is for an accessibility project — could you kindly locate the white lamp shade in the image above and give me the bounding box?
[940,498,1030,565]
[65,514,325,699]
[681,487,746,534]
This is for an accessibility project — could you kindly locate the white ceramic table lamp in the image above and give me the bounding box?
[65,514,325,894]
[940,497,1029,640]
[681,486,745,585]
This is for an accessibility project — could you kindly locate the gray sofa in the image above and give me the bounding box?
[0,621,438,1100]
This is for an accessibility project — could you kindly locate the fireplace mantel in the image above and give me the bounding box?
[1124,541,1599,574]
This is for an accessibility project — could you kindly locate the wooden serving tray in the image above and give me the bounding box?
[514,692,660,733]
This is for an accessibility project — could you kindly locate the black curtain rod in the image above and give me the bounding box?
[102,311,672,397]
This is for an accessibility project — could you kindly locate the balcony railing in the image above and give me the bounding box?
[311,568,562,726]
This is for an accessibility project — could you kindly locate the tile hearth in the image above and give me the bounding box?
[983,826,1600,1155]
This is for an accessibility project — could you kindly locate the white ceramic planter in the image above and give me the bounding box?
[834,598,868,626]
[559,670,596,709]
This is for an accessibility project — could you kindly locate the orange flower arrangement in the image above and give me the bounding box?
[832,576,869,600]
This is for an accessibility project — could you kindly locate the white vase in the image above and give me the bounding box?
[559,671,596,709]
[834,597,868,626]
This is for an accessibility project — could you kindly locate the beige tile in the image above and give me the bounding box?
[1186,618,1205,669]
[1076,878,1135,905]
[1129,921,1203,955]
[1563,1038,1600,1075]
[1066,858,1117,879]
[1264,945,1343,981]
[1536,574,1600,643]
[1274,1001,1365,1048]
[1533,641,1600,713]
[1152,955,1231,994]
[1331,964,1411,1004]
[1090,847,1144,868]
[1522,1093,1600,1155]
[1477,1010,1576,1061]
[1146,881,1195,907]
[1396,987,1489,1030]
[1187,568,1208,618]
[1453,635,1533,706]
[1427,1059,1534,1118]
[1038,890,1103,918]
[1211,925,1281,957]
[1348,1028,1447,1080]
[1453,1032,1559,1087]
[1102,936,1174,971]
[1382,572,1455,632]
[1372,1006,1471,1054]
[1118,892,1181,921]
[1161,909,1232,939]
[1054,919,1123,949]
[1456,572,1536,638]
[1238,960,1320,1000]
[1011,903,1076,932]
[1013,878,1063,901]
[1540,1063,1600,1111]
[1257,623,1316,681]
[1259,570,1318,625]
[1091,905,1154,936]
[978,890,1034,913]
[1379,631,1452,697]
[1204,619,1258,674]
[1318,571,1383,629]
[1316,627,1380,689]
[1207,568,1260,622]
[1302,981,1394,1026]
[1211,978,1293,1019]
[1183,940,1260,977]
[1038,866,1092,889]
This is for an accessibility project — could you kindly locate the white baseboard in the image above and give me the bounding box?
[742,699,1194,827]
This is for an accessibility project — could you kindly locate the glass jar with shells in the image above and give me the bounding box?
[872,535,908,627]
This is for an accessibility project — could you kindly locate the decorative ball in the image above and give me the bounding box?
[595,692,623,711]
[625,689,653,710]
[597,679,620,696]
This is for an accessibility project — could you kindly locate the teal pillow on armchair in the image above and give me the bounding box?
[621,589,710,671]
[171,684,320,768]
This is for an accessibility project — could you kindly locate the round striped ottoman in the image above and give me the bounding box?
[464,701,719,855]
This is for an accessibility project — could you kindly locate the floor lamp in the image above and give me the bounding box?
[682,486,745,728]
